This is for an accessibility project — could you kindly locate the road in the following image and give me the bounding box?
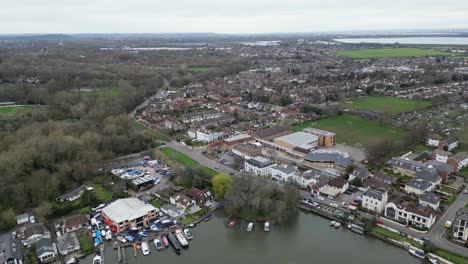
[128,75,170,120]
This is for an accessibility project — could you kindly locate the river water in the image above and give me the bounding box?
[82,211,421,264]
[334,37,468,45]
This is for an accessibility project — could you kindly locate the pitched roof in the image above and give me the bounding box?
[406,178,432,190]
[35,238,55,257]
[419,193,439,205]
[0,233,23,262]
[364,188,386,201]
[64,214,88,229]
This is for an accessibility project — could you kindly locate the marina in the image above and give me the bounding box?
[81,211,419,264]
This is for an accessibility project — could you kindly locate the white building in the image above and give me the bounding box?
[270,165,298,182]
[384,200,436,229]
[419,193,440,210]
[453,209,468,242]
[434,149,450,163]
[196,130,224,143]
[426,135,441,148]
[362,188,388,214]
[292,173,316,189]
[244,156,275,176]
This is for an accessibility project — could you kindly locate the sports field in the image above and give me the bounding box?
[335,48,454,58]
[344,96,432,114]
[292,114,406,149]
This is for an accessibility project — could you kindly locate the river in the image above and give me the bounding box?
[82,211,421,264]
[334,37,468,45]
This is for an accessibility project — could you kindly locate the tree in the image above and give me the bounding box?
[345,164,357,175]
[212,174,232,199]
[351,177,363,187]
[80,190,99,207]
[0,208,16,231]
[182,167,194,189]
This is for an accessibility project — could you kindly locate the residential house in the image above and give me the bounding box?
[327,178,349,194]
[438,137,458,151]
[101,198,159,232]
[388,157,426,177]
[447,152,468,172]
[309,175,329,194]
[349,167,372,182]
[270,165,298,182]
[15,213,35,226]
[186,188,214,205]
[362,188,388,214]
[170,194,196,210]
[0,233,23,264]
[405,172,440,196]
[244,156,275,176]
[419,193,440,210]
[160,204,185,219]
[384,199,436,229]
[453,208,468,242]
[35,238,57,263]
[63,214,88,233]
[426,134,442,148]
[232,143,262,160]
[434,149,450,163]
[56,232,80,256]
[292,172,316,189]
[56,185,94,202]
[23,224,51,246]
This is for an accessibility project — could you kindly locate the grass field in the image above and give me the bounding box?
[292,114,406,149]
[92,183,113,201]
[344,96,432,114]
[433,248,468,264]
[132,121,170,142]
[81,88,120,97]
[78,233,94,254]
[160,147,199,167]
[0,105,43,115]
[335,48,454,58]
[189,67,210,72]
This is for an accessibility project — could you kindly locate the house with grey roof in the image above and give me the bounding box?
[35,238,57,263]
[388,157,427,177]
[349,167,372,182]
[419,193,440,210]
[405,178,436,196]
[270,165,298,182]
[160,204,185,219]
[362,188,388,213]
[56,185,94,202]
[56,232,80,256]
[385,198,436,229]
[0,233,23,264]
[453,208,468,242]
[244,156,275,176]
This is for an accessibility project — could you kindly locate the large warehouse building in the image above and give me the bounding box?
[274,132,318,153]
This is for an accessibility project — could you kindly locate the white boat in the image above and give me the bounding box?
[247,222,254,232]
[427,258,440,264]
[408,249,425,259]
[153,238,164,250]
[334,222,341,228]
[141,242,150,255]
[330,221,336,226]
[183,228,193,240]
[175,230,189,247]
[105,231,112,241]
[116,236,127,243]
[92,255,102,264]
[264,222,270,232]
[65,258,77,264]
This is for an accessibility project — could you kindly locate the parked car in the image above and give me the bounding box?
[441,196,449,201]
[317,196,324,201]
[330,203,338,208]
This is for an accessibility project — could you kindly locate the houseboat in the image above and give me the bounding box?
[264,222,270,232]
[166,234,181,255]
[247,222,254,232]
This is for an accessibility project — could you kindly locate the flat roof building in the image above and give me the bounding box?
[274,132,318,151]
[102,198,158,232]
[303,127,336,147]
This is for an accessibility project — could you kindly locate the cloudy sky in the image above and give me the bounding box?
[1,0,467,34]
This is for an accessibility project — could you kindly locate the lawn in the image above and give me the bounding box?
[433,248,468,264]
[198,166,219,178]
[159,147,200,167]
[439,185,457,195]
[181,215,196,225]
[189,67,210,72]
[372,226,422,249]
[150,199,163,208]
[343,96,432,114]
[78,233,94,254]
[292,114,407,149]
[92,183,113,202]
[132,121,170,142]
[0,105,44,115]
[81,88,120,97]
[459,166,468,177]
[335,48,455,59]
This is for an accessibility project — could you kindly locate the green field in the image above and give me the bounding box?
[335,48,454,58]
[132,121,170,142]
[160,147,200,167]
[189,67,210,72]
[78,233,94,254]
[344,96,432,114]
[91,183,113,201]
[372,227,422,249]
[0,105,42,114]
[81,88,120,97]
[433,249,468,264]
[292,114,406,149]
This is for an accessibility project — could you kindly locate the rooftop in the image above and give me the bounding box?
[246,156,274,168]
[363,188,386,201]
[102,198,157,224]
[275,132,318,147]
[419,193,439,205]
[303,127,335,136]
[224,133,252,143]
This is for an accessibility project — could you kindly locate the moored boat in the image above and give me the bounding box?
[183,228,193,240]
[204,213,214,221]
[175,229,189,247]
[166,234,181,255]
[247,222,254,232]
[161,235,169,248]
[264,222,270,232]
[141,242,150,255]
[227,220,236,228]
[154,238,164,250]
[105,231,112,240]
[334,222,341,228]
[427,257,439,264]
[330,221,336,226]
[408,249,425,259]
[350,224,365,235]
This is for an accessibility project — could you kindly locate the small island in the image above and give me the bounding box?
[223,173,300,223]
